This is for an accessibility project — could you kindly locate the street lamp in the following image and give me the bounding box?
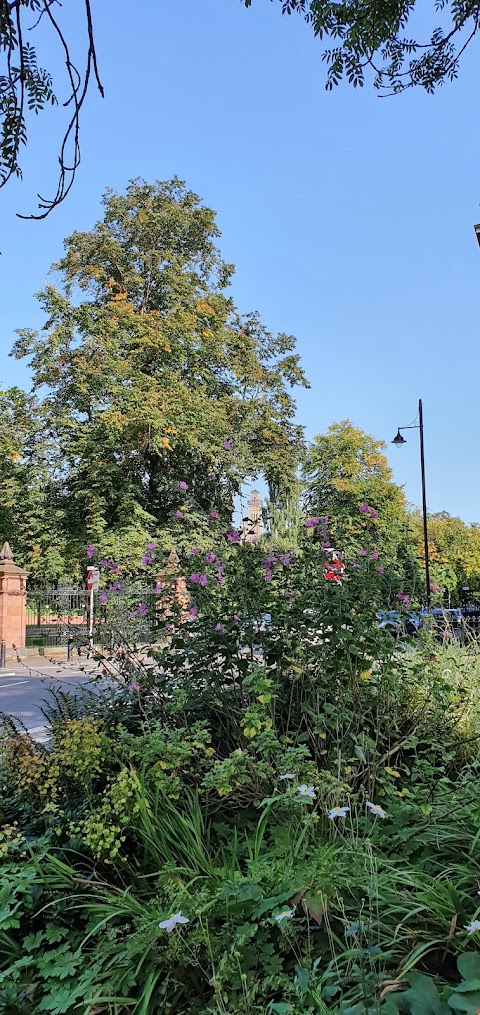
[392,399,431,607]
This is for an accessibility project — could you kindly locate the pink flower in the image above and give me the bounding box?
[146,542,156,551]
[320,541,330,549]
[227,530,240,544]
[376,566,384,574]
[210,511,220,520]
[191,548,200,556]
[86,544,95,559]
[265,570,273,581]
[223,440,232,450]
[368,508,378,519]
[359,549,367,557]
[214,623,223,633]
[432,583,440,593]
[359,503,370,514]
[199,574,208,587]
[179,481,188,491]
[189,573,200,584]
[139,603,149,616]
[189,605,199,618]
[175,510,183,520]
[204,552,216,563]
[215,572,223,583]
[155,581,164,593]
[371,551,379,560]
[129,682,138,691]
[305,517,319,528]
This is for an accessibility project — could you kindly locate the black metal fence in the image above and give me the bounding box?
[26,584,160,648]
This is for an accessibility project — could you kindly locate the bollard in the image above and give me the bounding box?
[67,640,73,662]
[0,640,5,669]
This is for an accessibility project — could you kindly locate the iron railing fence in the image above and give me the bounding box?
[26,584,160,648]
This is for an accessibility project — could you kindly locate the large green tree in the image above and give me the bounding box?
[303,420,422,596]
[410,510,480,603]
[10,177,308,576]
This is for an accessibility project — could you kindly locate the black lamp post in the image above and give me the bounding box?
[392,399,431,607]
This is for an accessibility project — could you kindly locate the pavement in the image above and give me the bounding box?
[0,658,104,742]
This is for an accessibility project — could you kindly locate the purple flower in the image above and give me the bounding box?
[305,517,319,528]
[191,548,200,556]
[142,555,154,566]
[279,553,292,565]
[210,511,220,520]
[189,573,200,584]
[368,508,378,519]
[99,592,108,604]
[199,574,208,587]
[146,542,156,551]
[359,549,367,557]
[227,530,240,544]
[359,503,370,514]
[110,563,119,573]
[189,605,199,618]
[371,550,379,560]
[265,570,273,581]
[204,552,216,564]
[223,440,233,450]
[175,510,183,520]
[110,581,121,592]
[215,572,223,583]
[129,682,138,691]
[352,562,360,569]
[139,603,149,616]
[320,541,330,549]
[179,481,189,491]
[100,559,109,568]
[263,555,276,568]
[86,544,95,559]
[155,581,164,593]
[233,613,241,621]
[376,566,384,574]
[432,583,440,593]
[129,610,138,619]
[214,623,223,633]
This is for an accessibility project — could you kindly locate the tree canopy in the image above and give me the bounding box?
[5,177,308,577]
[303,420,422,595]
[245,1,480,93]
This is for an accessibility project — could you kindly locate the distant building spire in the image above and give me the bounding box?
[241,490,264,543]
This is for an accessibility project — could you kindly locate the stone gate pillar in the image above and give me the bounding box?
[0,543,28,660]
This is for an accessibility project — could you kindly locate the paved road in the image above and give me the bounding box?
[0,660,104,741]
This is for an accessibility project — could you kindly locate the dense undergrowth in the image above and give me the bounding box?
[1,510,480,1014]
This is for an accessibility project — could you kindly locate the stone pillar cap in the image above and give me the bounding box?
[0,542,29,575]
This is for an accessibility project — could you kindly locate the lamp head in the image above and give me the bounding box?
[392,429,406,448]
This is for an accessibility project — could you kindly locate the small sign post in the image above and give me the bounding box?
[86,567,100,648]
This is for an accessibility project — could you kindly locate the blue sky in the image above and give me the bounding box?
[1,0,480,520]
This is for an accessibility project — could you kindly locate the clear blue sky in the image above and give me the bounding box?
[1,0,479,520]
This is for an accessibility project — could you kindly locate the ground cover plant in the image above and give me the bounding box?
[1,496,480,1013]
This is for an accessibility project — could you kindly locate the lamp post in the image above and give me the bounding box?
[392,399,431,607]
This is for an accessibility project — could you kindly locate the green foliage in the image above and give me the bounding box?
[1,513,480,1011]
[303,420,422,596]
[243,1,479,94]
[6,177,308,576]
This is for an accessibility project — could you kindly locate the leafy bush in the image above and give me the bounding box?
[1,509,480,1013]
